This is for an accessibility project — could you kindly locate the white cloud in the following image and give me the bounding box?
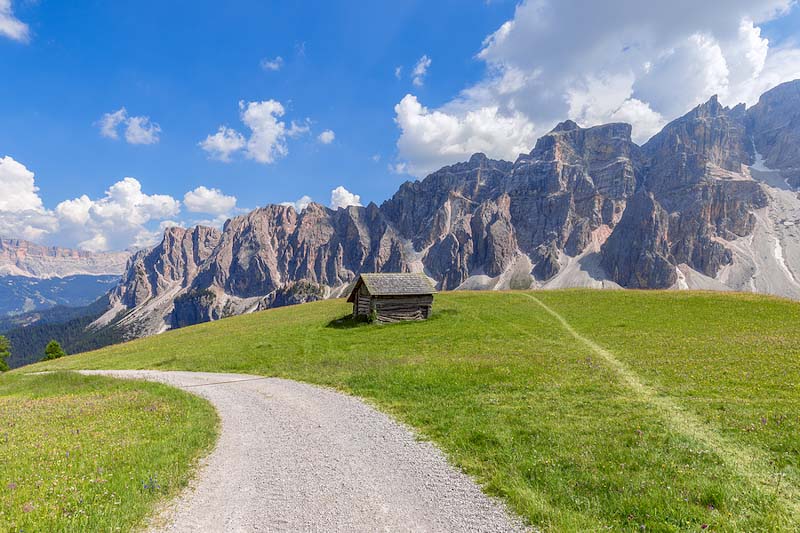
[124,116,161,145]
[98,108,128,139]
[97,108,161,145]
[393,0,800,175]
[0,155,183,251]
[388,162,408,175]
[183,186,237,215]
[280,195,313,212]
[395,66,403,79]
[288,119,311,138]
[241,100,290,163]
[0,156,54,241]
[199,126,246,161]
[53,177,180,251]
[201,100,310,164]
[330,186,362,210]
[371,154,381,162]
[0,155,44,212]
[394,94,536,176]
[260,56,284,71]
[412,55,431,87]
[0,0,28,42]
[318,129,335,144]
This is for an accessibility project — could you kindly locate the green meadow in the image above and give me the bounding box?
[17,290,800,531]
[0,372,218,532]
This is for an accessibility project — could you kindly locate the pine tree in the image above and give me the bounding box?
[0,336,10,372]
[43,340,67,361]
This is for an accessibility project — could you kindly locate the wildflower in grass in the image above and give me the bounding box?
[142,474,161,492]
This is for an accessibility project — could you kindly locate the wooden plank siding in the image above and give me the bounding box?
[372,295,433,323]
[347,273,436,322]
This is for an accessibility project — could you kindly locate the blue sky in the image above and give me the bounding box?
[1,1,800,251]
[0,1,515,213]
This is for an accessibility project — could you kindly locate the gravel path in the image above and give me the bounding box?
[81,370,525,533]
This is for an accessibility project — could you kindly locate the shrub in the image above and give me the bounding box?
[43,340,67,361]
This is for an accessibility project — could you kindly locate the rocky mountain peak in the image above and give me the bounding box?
[468,152,489,165]
[91,81,800,343]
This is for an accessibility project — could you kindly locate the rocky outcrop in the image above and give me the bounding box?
[505,121,638,267]
[749,80,800,170]
[112,225,222,308]
[600,191,676,288]
[600,95,769,288]
[94,80,800,341]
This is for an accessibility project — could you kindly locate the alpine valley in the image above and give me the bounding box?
[0,238,128,318]
[7,80,800,366]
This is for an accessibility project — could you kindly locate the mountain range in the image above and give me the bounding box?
[5,80,800,365]
[0,239,129,317]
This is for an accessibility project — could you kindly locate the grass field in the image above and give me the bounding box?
[25,290,800,531]
[0,372,218,532]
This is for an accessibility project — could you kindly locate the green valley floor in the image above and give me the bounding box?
[22,290,800,531]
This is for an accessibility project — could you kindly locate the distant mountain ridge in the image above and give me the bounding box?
[0,239,128,320]
[11,80,800,355]
[0,238,130,278]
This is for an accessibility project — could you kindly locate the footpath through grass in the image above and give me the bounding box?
[0,372,218,532]
[28,290,800,531]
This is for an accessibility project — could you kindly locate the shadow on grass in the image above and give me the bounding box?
[325,315,373,329]
[325,309,459,329]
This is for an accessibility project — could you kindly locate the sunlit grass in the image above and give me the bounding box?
[0,372,218,532]
[28,290,800,531]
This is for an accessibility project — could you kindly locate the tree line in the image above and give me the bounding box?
[0,335,68,371]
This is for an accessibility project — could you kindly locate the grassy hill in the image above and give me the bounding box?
[24,290,800,531]
[0,372,217,532]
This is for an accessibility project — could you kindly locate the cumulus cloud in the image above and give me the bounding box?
[241,100,291,163]
[318,129,335,144]
[0,156,44,212]
[124,116,161,145]
[0,156,184,251]
[394,94,536,176]
[280,195,314,212]
[260,56,284,71]
[53,178,180,251]
[0,156,54,241]
[97,108,161,145]
[201,100,310,164]
[199,126,246,162]
[183,186,237,215]
[411,55,431,87]
[393,0,800,176]
[97,108,128,139]
[0,0,28,42]
[330,186,362,210]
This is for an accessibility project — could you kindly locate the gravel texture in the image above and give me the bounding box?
[80,370,526,533]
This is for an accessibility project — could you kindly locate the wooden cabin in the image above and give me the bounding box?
[347,273,437,322]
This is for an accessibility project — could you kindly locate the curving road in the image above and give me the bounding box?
[80,370,525,532]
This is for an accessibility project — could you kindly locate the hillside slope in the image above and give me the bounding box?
[31,290,800,531]
[71,80,800,344]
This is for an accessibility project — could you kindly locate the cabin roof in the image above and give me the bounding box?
[346,273,437,302]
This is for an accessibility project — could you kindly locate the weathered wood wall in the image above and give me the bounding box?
[373,295,433,323]
[353,285,372,317]
[352,287,434,322]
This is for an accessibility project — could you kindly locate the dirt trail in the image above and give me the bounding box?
[80,370,525,533]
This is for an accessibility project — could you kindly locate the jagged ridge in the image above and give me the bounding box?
[100,80,800,339]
